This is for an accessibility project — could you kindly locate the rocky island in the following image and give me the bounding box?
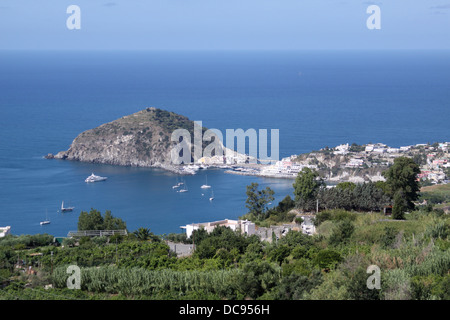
[46,107,219,174]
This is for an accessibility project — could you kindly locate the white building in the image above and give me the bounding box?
[346,158,364,168]
[180,219,255,238]
[0,226,11,238]
[240,220,256,235]
[373,147,387,153]
[334,143,349,155]
[299,216,316,235]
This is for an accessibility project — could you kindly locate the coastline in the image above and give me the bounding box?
[46,139,450,186]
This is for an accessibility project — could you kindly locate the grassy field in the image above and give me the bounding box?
[421,183,450,194]
[420,184,450,209]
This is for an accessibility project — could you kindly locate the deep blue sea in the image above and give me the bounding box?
[1,50,449,237]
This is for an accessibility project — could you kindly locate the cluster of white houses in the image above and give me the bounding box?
[333,142,450,184]
[259,159,318,178]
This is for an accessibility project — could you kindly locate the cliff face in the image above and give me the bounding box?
[48,108,208,169]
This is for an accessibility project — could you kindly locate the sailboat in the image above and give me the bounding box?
[200,174,211,189]
[40,210,50,225]
[178,182,188,193]
[209,190,214,201]
[60,201,75,212]
[172,176,184,189]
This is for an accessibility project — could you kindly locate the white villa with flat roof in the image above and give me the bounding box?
[180,219,256,238]
[0,226,11,238]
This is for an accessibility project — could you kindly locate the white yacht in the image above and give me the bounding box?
[85,173,107,183]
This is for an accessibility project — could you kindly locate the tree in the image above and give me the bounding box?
[267,245,291,266]
[276,195,295,213]
[336,182,356,192]
[349,143,365,152]
[103,210,127,230]
[392,191,407,220]
[383,157,421,210]
[78,209,104,230]
[78,209,127,231]
[245,183,275,220]
[293,168,324,211]
[352,182,390,212]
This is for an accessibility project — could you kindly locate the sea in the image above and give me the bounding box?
[0,50,449,237]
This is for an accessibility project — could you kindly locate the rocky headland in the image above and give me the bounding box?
[46,107,216,174]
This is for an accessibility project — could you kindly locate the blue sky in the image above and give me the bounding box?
[0,0,449,50]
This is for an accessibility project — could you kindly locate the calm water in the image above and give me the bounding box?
[0,50,449,236]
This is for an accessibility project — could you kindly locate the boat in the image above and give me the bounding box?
[178,182,188,193]
[85,173,107,183]
[172,177,184,189]
[200,175,211,189]
[61,201,75,212]
[209,190,214,201]
[40,210,50,225]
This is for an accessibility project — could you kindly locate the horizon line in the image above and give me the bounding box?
[1,48,450,52]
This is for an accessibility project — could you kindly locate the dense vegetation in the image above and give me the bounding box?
[1,207,449,300]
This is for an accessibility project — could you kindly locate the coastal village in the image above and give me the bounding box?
[211,141,450,185]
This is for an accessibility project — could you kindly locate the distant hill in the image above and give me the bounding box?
[46,108,213,170]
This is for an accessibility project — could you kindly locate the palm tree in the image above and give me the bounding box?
[133,227,152,241]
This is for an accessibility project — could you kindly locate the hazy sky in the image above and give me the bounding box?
[0,0,449,50]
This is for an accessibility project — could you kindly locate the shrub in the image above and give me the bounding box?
[274,271,322,300]
[237,261,281,299]
[424,219,449,240]
[314,249,342,270]
[380,226,398,249]
[329,219,355,246]
[382,269,411,300]
[282,258,315,277]
[303,270,348,300]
